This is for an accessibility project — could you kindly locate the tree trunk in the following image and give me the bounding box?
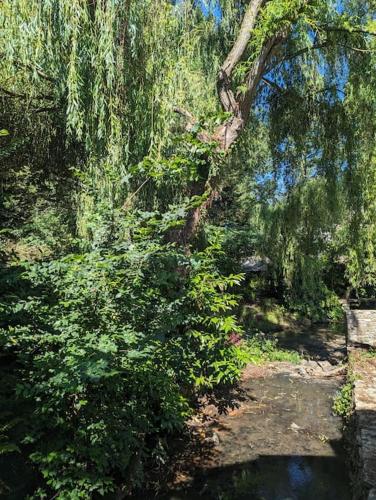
[172,0,289,247]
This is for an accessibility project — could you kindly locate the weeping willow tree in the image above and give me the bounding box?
[252,2,376,308]
[343,17,376,291]
[1,0,375,240]
[1,0,375,307]
[191,0,376,312]
[0,1,222,241]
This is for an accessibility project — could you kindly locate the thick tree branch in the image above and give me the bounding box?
[220,0,267,77]
[239,33,284,119]
[217,0,267,114]
[214,30,288,150]
[213,0,319,150]
[173,106,197,128]
[172,0,310,244]
[173,106,211,142]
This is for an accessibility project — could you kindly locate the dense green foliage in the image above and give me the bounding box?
[1,0,376,496]
[1,226,246,496]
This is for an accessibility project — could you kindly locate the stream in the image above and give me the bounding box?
[162,325,350,500]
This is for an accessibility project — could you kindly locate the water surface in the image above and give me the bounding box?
[163,370,350,499]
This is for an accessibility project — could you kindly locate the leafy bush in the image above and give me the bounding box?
[285,285,344,323]
[332,379,354,420]
[0,224,246,498]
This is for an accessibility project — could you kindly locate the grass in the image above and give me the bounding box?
[237,299,305,365]
[239,333,302,365]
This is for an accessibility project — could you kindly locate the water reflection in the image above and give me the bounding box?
[164,454,350,499]
[161,370,351,500]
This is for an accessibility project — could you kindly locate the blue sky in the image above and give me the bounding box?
[174,0,222,20]
[196,0,222,19]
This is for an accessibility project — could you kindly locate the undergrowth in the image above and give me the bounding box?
[239,333,301,365]
[332,375,354,421]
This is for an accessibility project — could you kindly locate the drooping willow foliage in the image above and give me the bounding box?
[343,17,376,289]
[0,1,216,238]
[0,1,247,224]
[224,0,376,306]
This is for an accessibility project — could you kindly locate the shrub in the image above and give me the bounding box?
[332,379,354,420]
[0,225,245,497]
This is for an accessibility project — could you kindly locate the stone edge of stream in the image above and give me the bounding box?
[344,303,376,500]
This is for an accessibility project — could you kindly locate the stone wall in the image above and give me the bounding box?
[345,308,376,349]
[344,303,376,500]
[351,354,376,500]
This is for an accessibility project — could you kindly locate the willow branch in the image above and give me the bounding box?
[173,106,197,127]
[220,0,267,77]
[320,26,376,37]
[282,42,328,63]
[262,76,286,93]
[122,177,151,210]
[338,43,376,53]
[0,85,54,101]
[33,106,58,114]
[0,53,55,83]
[173,106,211,142]
[15,62,55,83]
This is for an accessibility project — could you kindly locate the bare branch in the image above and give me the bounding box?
[122,177,151,210]
[267,37,373,76]
[281,42,328,64]
[33,106,58,114]
[173,106,197,126]
[338,43,376,53]
[262,76,286,93]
